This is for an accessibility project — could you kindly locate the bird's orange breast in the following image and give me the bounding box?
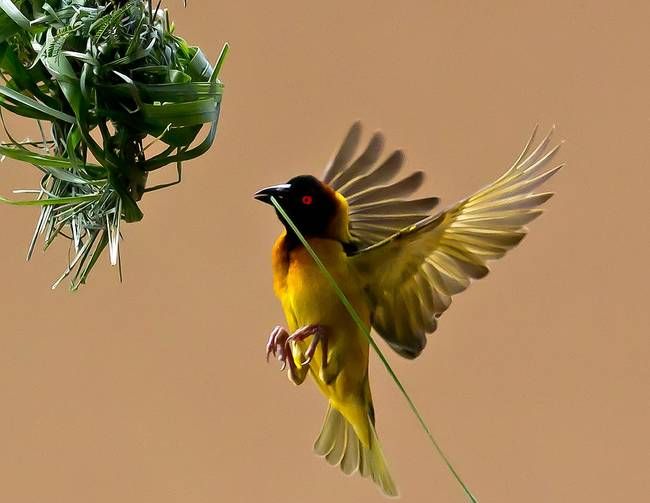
[273,233,362,328]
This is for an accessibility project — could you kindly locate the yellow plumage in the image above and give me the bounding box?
[273,233,398,496]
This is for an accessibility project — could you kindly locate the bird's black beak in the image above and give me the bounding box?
[253,183,291,205]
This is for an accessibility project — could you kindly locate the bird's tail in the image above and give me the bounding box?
[314,404,398,497]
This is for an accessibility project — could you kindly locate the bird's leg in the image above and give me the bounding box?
[286,356,308,386]
[286,324,327,367]
[319,350,339,386]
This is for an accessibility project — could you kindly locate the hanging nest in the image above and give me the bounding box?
[0,0,227,289]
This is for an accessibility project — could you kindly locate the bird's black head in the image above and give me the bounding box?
[254,175,339,240]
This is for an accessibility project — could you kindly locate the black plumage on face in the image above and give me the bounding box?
[254,175,338,238]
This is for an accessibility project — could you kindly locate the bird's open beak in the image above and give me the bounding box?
[253,183,291,204]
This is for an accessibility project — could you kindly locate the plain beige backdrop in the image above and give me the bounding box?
[0,1,648,502]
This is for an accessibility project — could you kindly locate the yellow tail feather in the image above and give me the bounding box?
[314,404,398,497]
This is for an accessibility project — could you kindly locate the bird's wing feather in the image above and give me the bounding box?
[350,126,563,358]
[322,121,439,248]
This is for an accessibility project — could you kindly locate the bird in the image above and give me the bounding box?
[254,121,563,496]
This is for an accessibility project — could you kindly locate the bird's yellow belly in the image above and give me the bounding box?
[281,240,370,406]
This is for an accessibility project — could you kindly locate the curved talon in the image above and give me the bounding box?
[290,325,327,368]
[264,324,327,373]
[266,325,289,364]
[301,338,318,366]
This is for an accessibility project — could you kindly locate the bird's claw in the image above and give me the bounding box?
[266,325,291,367]
[288,325,328,368]
[265,324,328,370]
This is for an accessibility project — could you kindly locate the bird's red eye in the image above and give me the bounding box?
[302,195,313,205]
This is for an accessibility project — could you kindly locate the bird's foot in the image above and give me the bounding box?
[265,324,327,369]
[286,324,328,367]
[265,325,292,370]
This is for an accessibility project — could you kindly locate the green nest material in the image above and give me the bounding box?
[0,0,227,289]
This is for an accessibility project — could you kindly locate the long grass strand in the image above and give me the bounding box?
[271,196,478,503]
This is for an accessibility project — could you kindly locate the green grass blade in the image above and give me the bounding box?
[0,0,30,30]
[270,196,479,503]
[0,193,100,206]
[188,47,212,81]
[210,42,229,82]
[140,99,220,128]
[0,85,75,123]
[0,145,104,174]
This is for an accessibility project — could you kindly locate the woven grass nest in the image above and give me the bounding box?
[0,0,227,289]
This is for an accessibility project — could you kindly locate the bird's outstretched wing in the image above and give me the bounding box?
[349,126,563,358]
[322,121,440,248]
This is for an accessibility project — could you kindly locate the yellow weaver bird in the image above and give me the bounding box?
[255,122,562,496]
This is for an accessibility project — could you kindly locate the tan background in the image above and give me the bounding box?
[0,1,648,502]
